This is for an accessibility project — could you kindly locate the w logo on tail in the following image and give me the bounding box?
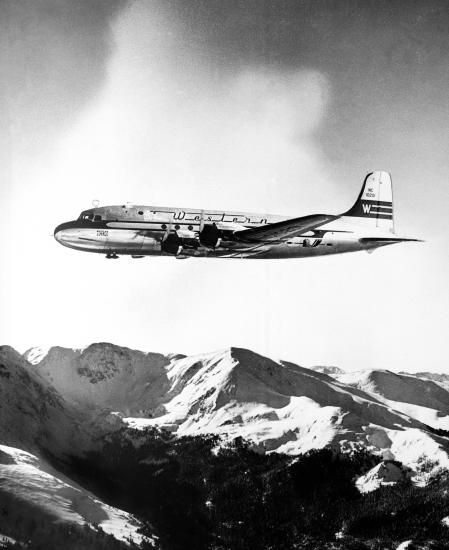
[362,203,372,214]
[344,171,394,229]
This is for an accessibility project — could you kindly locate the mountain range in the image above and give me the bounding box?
[21,343,449,469]
[1,342,449,549]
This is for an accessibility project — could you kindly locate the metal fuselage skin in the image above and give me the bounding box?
[54,204,389,259]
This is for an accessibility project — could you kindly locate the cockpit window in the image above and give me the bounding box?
[78,210,94,221]
[94,215,102,221]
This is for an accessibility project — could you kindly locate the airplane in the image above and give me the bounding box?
[54,171,420,260]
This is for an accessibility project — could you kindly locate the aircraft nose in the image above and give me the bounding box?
[54,223,63,239]
[54,222,67,242]
[54,221,76,244]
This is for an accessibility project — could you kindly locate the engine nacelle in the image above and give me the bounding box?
[199,223,220,248]
[161,232,183,255]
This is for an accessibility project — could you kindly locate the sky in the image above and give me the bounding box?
[1,0,448,372]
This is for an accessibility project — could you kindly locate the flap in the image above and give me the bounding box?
[233,214,339,243]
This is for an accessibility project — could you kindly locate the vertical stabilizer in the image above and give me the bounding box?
[344,171,394,233]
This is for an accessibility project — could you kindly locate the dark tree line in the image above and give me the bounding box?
[4,427,449,549]
[45,428,449,550]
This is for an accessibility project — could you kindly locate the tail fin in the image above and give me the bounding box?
[344,171,394,233]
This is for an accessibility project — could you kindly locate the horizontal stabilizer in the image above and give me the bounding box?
[233,214,339,243]
[359,237,423,244]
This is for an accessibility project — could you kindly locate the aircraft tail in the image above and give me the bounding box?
[343,171,394,233]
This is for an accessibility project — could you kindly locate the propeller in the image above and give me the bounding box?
[162,220,173,242]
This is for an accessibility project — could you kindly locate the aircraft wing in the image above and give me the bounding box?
[232,214,340,243]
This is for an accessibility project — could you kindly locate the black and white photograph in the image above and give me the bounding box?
[1,1,449,548]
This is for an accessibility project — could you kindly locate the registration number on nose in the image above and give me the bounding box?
[97,230,108,237]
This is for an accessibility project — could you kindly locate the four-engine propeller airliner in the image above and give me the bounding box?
[54,171,420,259]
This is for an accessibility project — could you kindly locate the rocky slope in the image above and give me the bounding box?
[24,344,170,416]
[405,371,449,392]
[0,346,86,457]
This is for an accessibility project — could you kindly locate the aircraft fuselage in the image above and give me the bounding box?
[54,172,419,259]
[54,204,379,259]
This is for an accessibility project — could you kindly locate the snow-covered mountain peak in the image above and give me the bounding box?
[163,346,291,401]
[336,369,449,413]
[165,347,237,388]
[310,365,345,376]
[9,342,449,474]
[23,346,52,365]
[122,346,449,466]
[408,371,449,391]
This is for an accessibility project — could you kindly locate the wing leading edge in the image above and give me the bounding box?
[232,214,340,243]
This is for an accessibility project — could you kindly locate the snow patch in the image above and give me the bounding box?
[382,399,449,431]
[0,444,155,546]
[310,366,344,376]
[388,428,449,473]
[0,534,18,547]
[24,346,51,365]
[356,461,407,493]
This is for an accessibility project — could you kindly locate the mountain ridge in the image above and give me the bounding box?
[16,343,449,472]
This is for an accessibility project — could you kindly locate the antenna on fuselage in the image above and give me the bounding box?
[92,199,100,208]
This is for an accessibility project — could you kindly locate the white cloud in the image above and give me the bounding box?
[57,2,332,215]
